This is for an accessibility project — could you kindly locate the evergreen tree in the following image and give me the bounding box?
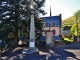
[0,0,46,46]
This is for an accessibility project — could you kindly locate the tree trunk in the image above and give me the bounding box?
[14,27,18,46]
[14,0,19,46]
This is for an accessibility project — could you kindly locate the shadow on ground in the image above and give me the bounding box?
[2,44,80,60]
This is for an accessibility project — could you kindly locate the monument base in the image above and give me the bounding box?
[22,39,39,54]
[28,39,39,54]
[29,39,35,48]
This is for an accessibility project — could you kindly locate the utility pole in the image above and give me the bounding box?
[49,6,51,31]
[76,15,79,42]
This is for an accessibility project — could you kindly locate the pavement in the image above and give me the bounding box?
[1,43,80,60]
[0,45,1,60]
[0,52,1,60]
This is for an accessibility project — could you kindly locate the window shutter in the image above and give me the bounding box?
[53,23,55,26]
[53,30,55,35]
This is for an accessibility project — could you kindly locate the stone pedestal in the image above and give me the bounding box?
[29,39,35,49]
[46,31,53,47]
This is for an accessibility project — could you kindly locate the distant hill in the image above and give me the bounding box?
[62,10,80,27]
[62,16,76,26]
[62,10,80,36]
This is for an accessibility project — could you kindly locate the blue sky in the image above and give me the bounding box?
[40,0,80,20]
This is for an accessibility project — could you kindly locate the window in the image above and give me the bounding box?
[53,23,55,26]
[53,30,55,35]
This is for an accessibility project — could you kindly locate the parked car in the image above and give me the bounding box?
[22,48,39,55]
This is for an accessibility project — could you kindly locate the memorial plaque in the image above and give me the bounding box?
[29,42,35,48]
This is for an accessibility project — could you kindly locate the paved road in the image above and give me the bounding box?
[2,43,80,60]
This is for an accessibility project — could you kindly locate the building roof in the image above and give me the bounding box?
[41,14,62,27]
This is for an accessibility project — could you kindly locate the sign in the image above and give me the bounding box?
[29,42,35,48]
